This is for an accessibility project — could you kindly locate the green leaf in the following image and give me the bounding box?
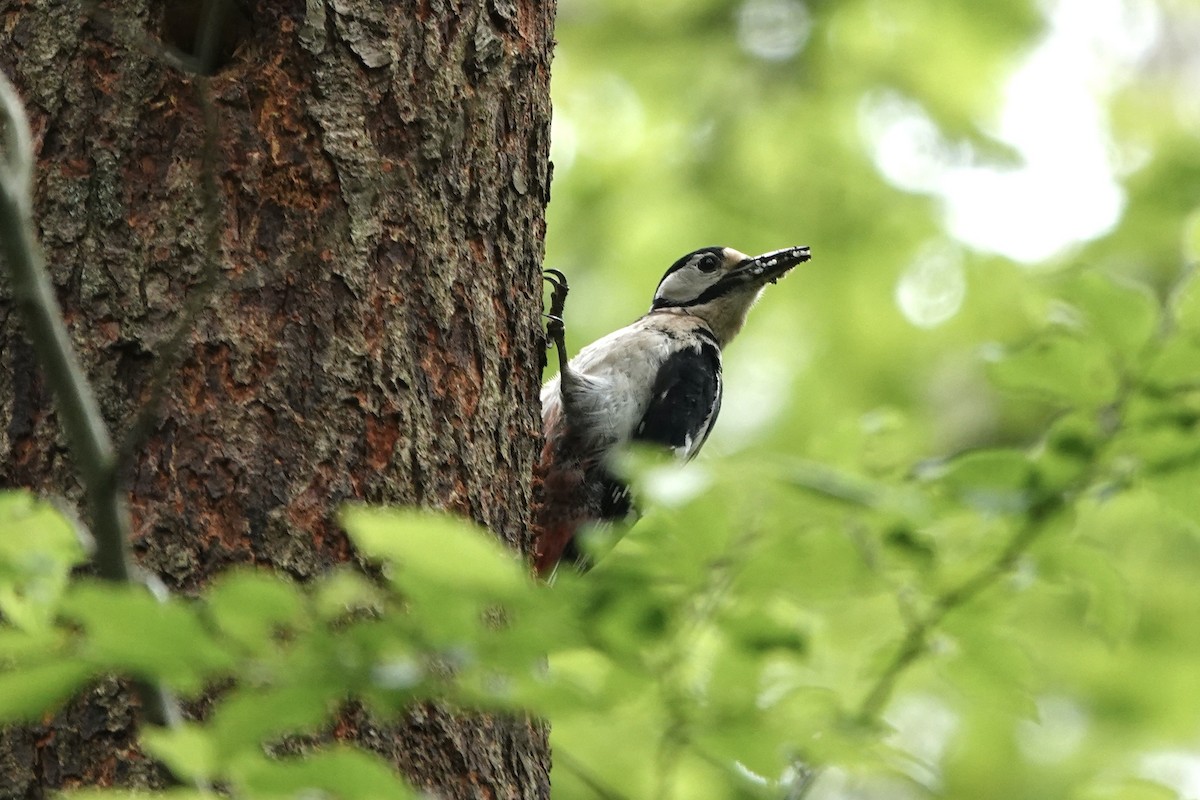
[1063,545,1137,644]
[210,682,338,759]
[1143,337,1200,390]
[0,491,87,631]
[1035,411,1100,494]
[231,747,416,799]
[1141,465,1200,536]
[1063,271,1160,369]
[340,506,531,601]
[312,566,385,620]
[1168,265,1200,334]
[0,628,66,662]
[694,673,841,778]
[0,659,91,721]
[542,647,631,712]
[141,723,217,782]
[724,602,808,657]
[60,583,235,692]
[934,448,1037,514]
[574,571,676,662]
[0,491,84,566]
[987,334,1119,408]
[205,569,305,652]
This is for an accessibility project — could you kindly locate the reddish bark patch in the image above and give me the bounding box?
[365,412,402,472]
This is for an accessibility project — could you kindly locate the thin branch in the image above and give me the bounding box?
[852,499,1054,725]
[785,503,1056,800]
[554,747,632,800]
[0,70,124,579]
[785,459,891,509]
[0,68,33,200]
[652,521,762,800]
[0,65,180,732]
[846,521,922,630]
[192,0,241,74]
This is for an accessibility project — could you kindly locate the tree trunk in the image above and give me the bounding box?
[0,0,555,796]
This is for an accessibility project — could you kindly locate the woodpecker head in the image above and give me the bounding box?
[650,245,811,346]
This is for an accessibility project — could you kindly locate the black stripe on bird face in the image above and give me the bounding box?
[652,247,743,310]
[651,245,812,310]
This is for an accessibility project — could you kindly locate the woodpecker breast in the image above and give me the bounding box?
[540,313,722,461]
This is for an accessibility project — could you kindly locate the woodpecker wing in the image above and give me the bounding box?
[632,338,722,459]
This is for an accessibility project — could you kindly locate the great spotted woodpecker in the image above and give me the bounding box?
[534,245,812,575]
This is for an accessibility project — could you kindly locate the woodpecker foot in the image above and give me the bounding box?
[541,269,571,375]
[542,268,569,349]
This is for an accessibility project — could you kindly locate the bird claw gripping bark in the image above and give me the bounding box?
[542,269,569,356]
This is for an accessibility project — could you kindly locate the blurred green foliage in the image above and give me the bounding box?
[5,0,1200,798]
[6,256,1200,797]
[536,0,1200,794]
[6,249,1200,797]
[546,0,1200,465]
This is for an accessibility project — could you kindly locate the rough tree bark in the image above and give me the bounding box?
[0,0,555,796]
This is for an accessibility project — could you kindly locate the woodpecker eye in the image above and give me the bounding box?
[697,254,720,273]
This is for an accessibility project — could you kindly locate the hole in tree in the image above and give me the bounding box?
[160,0,251,75]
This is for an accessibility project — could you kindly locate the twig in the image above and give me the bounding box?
[784,459,894,509]
[0,65,180,731]
[653,521,761,800]
[852,499,1054,725]
[554,747,631,800]
[0,71,126,582]
[783,503,1056,800]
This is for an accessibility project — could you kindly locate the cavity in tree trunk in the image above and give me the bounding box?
[0,1,555,796]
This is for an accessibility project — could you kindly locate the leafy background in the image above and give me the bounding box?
[543,0,1200,795]
[5,0,1200,797]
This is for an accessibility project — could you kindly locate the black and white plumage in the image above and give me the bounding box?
[534,245,811,575]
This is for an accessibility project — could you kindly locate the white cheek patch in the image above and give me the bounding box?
[656,269,714,304]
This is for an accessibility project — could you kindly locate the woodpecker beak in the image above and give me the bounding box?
[735,246,812,285]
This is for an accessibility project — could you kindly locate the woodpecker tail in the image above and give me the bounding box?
[532,442,634,577]
[531,439,589,576]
